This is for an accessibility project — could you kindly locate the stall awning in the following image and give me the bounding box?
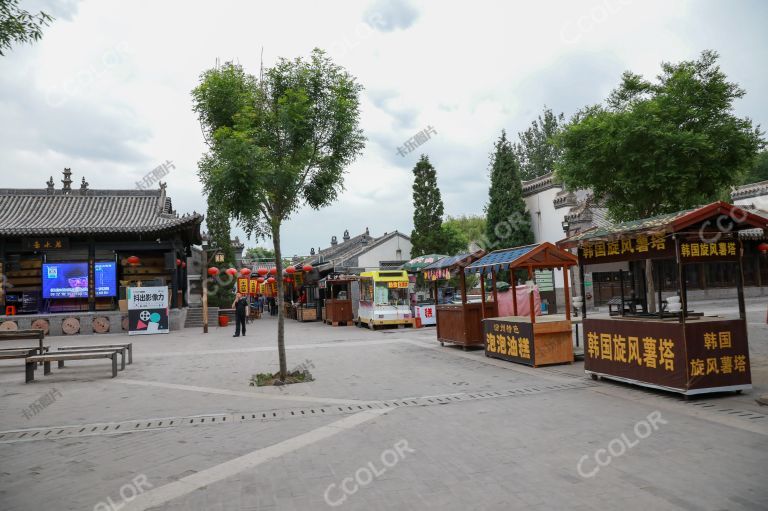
[422,251,485,280]
[464,243,577,274]
[558,201,768,249]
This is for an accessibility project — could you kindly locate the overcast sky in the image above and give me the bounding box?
[2,0,766,256]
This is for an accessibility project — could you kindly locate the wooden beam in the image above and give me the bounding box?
[528,266,535,325]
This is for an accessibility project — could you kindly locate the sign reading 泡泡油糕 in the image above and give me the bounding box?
[127,286,169,335]
[484,318,535,366]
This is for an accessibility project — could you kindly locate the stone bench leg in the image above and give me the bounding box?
[43,361,51,375]
[119,350,126,371]
[111,354,117,378]
[25,361,35,383]
[58,360,65,368]
[127,345,133,364]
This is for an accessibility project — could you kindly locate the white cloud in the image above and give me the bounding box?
[1,0,766,255]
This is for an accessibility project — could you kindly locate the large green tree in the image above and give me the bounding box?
[485,130,534,250]
[192,50,365,380]
[557,50,763,221]
[513,106,565,181]
[442,215,486,251]
[0,0,52,56]
[739,150,768,185]
[410,155,449,256]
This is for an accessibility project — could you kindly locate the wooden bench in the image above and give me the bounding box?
[0,330,45,361]
[57,343,133,364]
[25,351,119,383]
[0,348,41,361]
[52,347,127,371]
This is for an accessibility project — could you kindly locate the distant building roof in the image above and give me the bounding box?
[0,170,203,242]
[304,229,410,271]
[731,180,768,201]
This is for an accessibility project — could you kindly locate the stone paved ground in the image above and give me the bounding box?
[0,299,766,510]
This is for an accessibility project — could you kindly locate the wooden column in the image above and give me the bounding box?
[88,240,96,312]
[527,266,535,325]
[736,238,747,320]
[675,236,686,325]
[563,265,571,321]
[491,270,499,306]
[460,271,467,306]
[512,269,518,316]
[202,246,209,334]
[479,271,487,319]
[578,249,587,318]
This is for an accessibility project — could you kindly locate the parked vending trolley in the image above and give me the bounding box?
[558,202,767,396]
[322,276,356,326]
[464,243,578,366]
[422,251,487,348]
[357,270,412,329]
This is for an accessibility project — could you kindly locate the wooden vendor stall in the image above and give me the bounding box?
[558,201,767,396]
[322,277,355,326]
[464,243,578,366]
[422,251,487,348]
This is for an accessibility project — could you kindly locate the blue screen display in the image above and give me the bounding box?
[94,262,117,297]
[42,262,117,299]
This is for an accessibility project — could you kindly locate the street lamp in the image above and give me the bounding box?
[561,218,570,234]
[214,252,225,263]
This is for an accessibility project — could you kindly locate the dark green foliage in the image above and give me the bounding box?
[484,130,534,249]
[557,50,764,221]
[0,0,53,56]
[739,150,768,185]
[513,106,565,181]
[410,155,450,256]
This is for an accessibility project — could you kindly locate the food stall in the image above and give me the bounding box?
[322,276,356,326]
[558,201,766,395]
[464,243,578,366]
[422,251,487,348]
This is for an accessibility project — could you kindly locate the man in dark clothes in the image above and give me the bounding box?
[231,292,248,337]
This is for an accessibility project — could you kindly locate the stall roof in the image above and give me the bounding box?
[422,250,485,271]
[465,243,577,274]
[559,201,768,248]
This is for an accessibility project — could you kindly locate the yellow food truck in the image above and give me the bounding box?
[357,270,412,329]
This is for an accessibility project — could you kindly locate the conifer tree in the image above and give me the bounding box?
[410,155,448,256]
[485,130,534,250]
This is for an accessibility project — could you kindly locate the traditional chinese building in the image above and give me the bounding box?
[301,228,412,275]
[0,169,203,335]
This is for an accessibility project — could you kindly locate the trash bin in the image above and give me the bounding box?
[218,315,229,327]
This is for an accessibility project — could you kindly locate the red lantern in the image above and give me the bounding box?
[176,258,181,267]
[207,267,220,276]
[126,255,140,266]
[225,268,237,277]
[267,277,275,283]
[240,268,252,276]
[257,277,265,284]
[303,264,313,272]
[758,242,768,253]
[181,261,186,269]
[257,267,268,276]
[286,266,296,274]
[269,267,277,275]
[285,277,293,283]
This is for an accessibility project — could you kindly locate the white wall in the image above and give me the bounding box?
[524,186,569,289]
[358,234,412,269]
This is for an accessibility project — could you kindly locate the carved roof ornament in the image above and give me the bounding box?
[61,168,73,192]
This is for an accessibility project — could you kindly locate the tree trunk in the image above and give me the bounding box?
[272,222,288,380]
[645,259,656,314]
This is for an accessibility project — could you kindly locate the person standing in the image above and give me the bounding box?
[231,292,248,337]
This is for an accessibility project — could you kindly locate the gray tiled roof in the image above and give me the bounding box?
[0,188,203,238]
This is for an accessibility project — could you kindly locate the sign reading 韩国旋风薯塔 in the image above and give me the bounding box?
[580,234,738,265]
